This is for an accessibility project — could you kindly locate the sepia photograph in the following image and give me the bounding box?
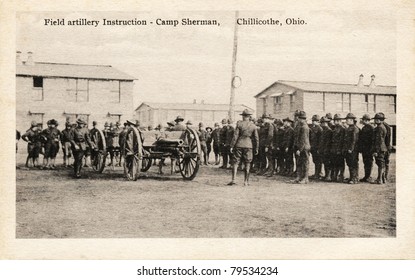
[13,9,398,240]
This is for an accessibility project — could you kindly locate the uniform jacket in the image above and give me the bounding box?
[225,125,235,146]
[230,120,259,152]
[61,128,73,144]
[206,131,212,145]
[330,124,345,154]
[273,125,285,149]
[294,122,311,152]
[309,124,323,151]
[358,124,374,153]
[69,126,94,151]
[372,123,388,153]
[282,126,294,151]
[343,124,360,153]
[259,122,274,148]
[41,127,61,144]
[197,129,208,143]
[219,126,228,145]
[211,128,221,144]
[384,122,392,150]
[103,129,113,147]
[319,126,332,154]
[22,128,42,144]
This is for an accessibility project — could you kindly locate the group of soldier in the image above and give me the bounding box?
[225,109,392,186]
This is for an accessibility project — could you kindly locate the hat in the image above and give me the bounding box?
[294,110,301,117]
[206,127,213,132]
[325,113,333,120]
[221,119,227,124]
[199,122,204,127]
[345,113,356,119]
[66,121,72,127]
[333,114,343,120]
[135,120,141,126]
[126,119,137,126]
[214,122,220,127]
[361,114,371,120]
[167,121,174,127]
[283,117,294,123]
[76,118,87,125]
[378,112,387,119]
[92,121,97,125]
[186,120,193,125]
[240,109,252,116]
[298,111,307,119]
[31,120,38,127]
[320,116,330,123]
[175,115,184,122]
[372,113,386,120]
[104,122,109,127]
[312,114,320,121]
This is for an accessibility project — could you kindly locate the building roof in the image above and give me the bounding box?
[16,62,136,81]
[255,80,396,97]
[135,102,254,112]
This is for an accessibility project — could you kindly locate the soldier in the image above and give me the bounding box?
[172,116,186,131]
[371,113,388,184]
[344,113,360,184]
[330,114,346,182]
[211,122,221,165]
[205,126,213,164]
[22,121,42,168]
[103,122,113,166]
[282,117,294,176]
[112,121,122,166]
[61,121,73,167]
[228,109,259,186]
[225,119,235,169]
[41,119,61,170]
[198,122,209,165]
[319,116,333,181]
[380,113,392,182]
[309,114,323,179]
[359,114,374,182]
[326,113,335,130]
[257,116,269,175]
[271,119,285,175]
[261,114,274,176]
[291,111,311,184]
[219,119,229,169]
[69,118,96,178]
[186,120,193,130]
[119,121,129,159]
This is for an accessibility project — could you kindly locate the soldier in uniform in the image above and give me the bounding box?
[186,120,193,130]
[371,113,388,184]
[228,109,259,186]
[225,119,235,169]
[282,117,294,176]
[61,121,73,167]
[292,111,311,184]
[257,116,268,175]
[260,114,274,176]
[292,110,301,177]
[344,113,360,184]
[211,122,221,165]
[330,114,346,182]
[326,113,335,130]
[69,118,96,178]
[319,116,333,181]
[380,113,392,182]
[205,126,213,164]
[112,121,122,166]
[219,119,229,169]
[309,114,323,179]
[271,119,285,175]
[198,122,209,165]
[359,114,374,182]
[172,116,186,131]
[22,121,42,168]
[41,119,61,169]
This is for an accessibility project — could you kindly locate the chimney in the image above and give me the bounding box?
[357,74,364,87]
[16,51,22,65]
[193,99,196,104]
[369,74,376,88]
[26,51,34,66]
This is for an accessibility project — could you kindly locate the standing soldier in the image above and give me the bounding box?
[225,119,235,169]
[330,114,346,182]
[381,113,392,182]
[205,126,213,164]
[326,113,335,130]
[112,121,122,166]
[22,121,42,168]
[272,119,285,175]
[69,118,96,178]
[172,116,186,131]
[228,109,259,186]
[282,117,294,176]
[261,114,274,176]
[219,119,229,169]
[41,119,61,170]
[371,113,388,184]
[61,121,73,167]
[211,122,221,165]
[319,116,333,181]
[198,122,209,165]
[292,110,301,177]
[292,111,311,184]
[344,113,360,184]
[309,114,323,179]
[359,114,374,182]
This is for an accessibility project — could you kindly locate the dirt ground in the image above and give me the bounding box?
[16,153,396,238]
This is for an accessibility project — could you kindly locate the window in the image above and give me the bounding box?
[33,77,43,88]
[290,94,296,111]
[66,79,89,102]
[273,96,282,113]
[109,81,120,103]
[28,112,44,129]
[32,77,44,101]
[364,94,376,112]
[389,95,396,113]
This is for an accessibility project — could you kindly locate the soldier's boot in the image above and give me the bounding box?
[227,164,238,186]
[371,166,384,184]
[265,161,275,177]
[384,166,389,182]
[348,168,355,184]
[310,165,319,179]
[331,168,338,182]
[244,166,251,186]
[324,169,332,181]
[360,166,369,182]
[339,168,345,183]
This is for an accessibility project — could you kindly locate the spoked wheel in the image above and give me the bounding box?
[141,157,152,172]
[123,127,143,181]
[179,128,201,180]
[91,129,106,173]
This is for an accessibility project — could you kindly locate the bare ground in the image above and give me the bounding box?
[16,154,396,238]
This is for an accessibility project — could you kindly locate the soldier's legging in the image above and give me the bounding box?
[331,153,344,180]
[345,151,359,182]
[297,150,310,181]
[311,149,322,176]
[221,144,229,167]
[284,150,294,174]
[274,149,285,172]
[375,152,386,168]
[257,146,267,171]
[73,149,85,176]
[361,152,373,179]
[322,152,331,178]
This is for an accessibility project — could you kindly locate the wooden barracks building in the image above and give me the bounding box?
[255,75,397,144]
[135,101,253,128]
[16,51,136,133]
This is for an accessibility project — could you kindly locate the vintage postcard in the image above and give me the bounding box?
[1,0,414,259]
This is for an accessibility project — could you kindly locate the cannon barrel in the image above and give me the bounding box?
[154,138,184,146]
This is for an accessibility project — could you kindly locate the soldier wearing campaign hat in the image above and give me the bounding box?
[309,114,323,179]
[379,113,392,182]
[330,114,346,182]
[22,121,43,168]
[344,113,360,184]
[211,122,222,165]
[359,114,374,182]
[291,111,310,183]
[69,118,96,178]
[258,113,274,176]
[271,119,285,175]
[172,115,186,131]
[219,119,229,169]
[40,119,61,170]
[319,116,333,181]
[282,117,294,176]
[198,122,209,165]
[61,121,74,167]
[371,113,388,184]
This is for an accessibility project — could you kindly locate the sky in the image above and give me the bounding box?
[16,10,396,111]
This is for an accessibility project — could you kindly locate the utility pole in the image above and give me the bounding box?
[228,11,239,123]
